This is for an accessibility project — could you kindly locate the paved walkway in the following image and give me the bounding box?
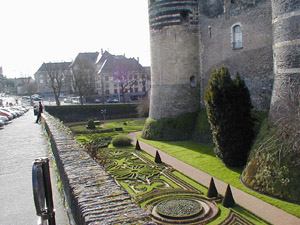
[0,109,69,225]
[128,132,300,225]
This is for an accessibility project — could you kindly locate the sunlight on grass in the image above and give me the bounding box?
[104,118,146,132]
[138,135,300,218]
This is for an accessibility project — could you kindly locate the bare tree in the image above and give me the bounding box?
[113,64,137,103]
[22,78,37,95]
[44,62,69,106]
[139,67,151,98]
[70,57,97,105]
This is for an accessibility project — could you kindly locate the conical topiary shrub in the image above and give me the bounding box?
[135,139,141,150]
[207,177,218,198]
[155,151,162,163]
[222,184,235,208]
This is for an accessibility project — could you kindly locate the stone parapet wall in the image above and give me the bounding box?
[42,113,152,225]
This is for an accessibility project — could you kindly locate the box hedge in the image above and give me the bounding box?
[141,112,198,141]
[45,104,138,122]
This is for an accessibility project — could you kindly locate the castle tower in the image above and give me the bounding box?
[148,0,200,119]
[270,0,300,117]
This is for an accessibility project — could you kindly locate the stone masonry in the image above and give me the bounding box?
[43,113,152,225]
[148,0,300,119]
[270,0,300,116]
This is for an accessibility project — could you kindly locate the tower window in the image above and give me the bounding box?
[180,11,189,25]
[190,76,196,87]
[232,24,243,49]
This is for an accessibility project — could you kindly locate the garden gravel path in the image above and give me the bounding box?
[128,132,300,225]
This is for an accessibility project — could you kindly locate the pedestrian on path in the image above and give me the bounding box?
[36,101,43,123]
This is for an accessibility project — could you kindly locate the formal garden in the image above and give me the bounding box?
[45,66,299,224]
[66,118,271,224]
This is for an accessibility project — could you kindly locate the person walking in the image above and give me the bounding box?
[36,101,43,123]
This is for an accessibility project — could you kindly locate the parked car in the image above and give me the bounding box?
[0,109,13,120]
[0,115,8,125]
[106,98,119,103]
[2,108,19,117]
[63,98,72,103]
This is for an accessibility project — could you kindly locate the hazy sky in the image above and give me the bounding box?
[0,0,150,78]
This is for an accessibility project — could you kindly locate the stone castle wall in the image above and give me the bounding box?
[199,0,273,110]
[148,0,279,119]
[148,0,200,119]
[270,0,300,116]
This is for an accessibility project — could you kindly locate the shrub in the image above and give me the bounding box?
[204,66,254,167]
[45,104,138,122]
[111,135,132,147]
[242,117,300,202]
[222,184,235,208]
[87,119,96,129]
[142,112,198,141]
[207,177,218,198]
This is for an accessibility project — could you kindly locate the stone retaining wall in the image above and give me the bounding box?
[42,113,152,225]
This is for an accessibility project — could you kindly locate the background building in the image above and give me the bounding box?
[96,51,151,103]
[34,62,72,99]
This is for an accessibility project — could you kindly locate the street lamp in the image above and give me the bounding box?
[101,109,107,121]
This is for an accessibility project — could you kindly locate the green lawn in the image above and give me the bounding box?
[103,118,146,132]
[138,135,300,218]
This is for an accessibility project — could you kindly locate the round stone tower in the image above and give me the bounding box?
[270,0,300,117]
[148,0,200,119]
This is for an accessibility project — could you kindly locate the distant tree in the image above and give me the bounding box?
[138,67,151,97]
[0,74,5,92]
[44,62,69,106]
[204,66,254,167]
[113,64,136,103]
[22,78,37,95]
[71,57,97,105]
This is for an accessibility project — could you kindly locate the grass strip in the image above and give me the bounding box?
[138,135,300,218]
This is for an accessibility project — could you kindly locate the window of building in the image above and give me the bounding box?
[190,76,196,87]
[180,11,189,25]
[135,88,139,93]
[105,76,109,81]
[232,23,243,49]
[105,90,109,94]
[40,79,44,84]
[114,89,118,94]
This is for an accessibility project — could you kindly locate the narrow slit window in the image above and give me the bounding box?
[190,76,196,87]
[233,24,242,49]
[180,11,189,25]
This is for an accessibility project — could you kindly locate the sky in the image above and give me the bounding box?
[0,0,151,78]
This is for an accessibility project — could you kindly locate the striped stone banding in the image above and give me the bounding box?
[272,9,300,24]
